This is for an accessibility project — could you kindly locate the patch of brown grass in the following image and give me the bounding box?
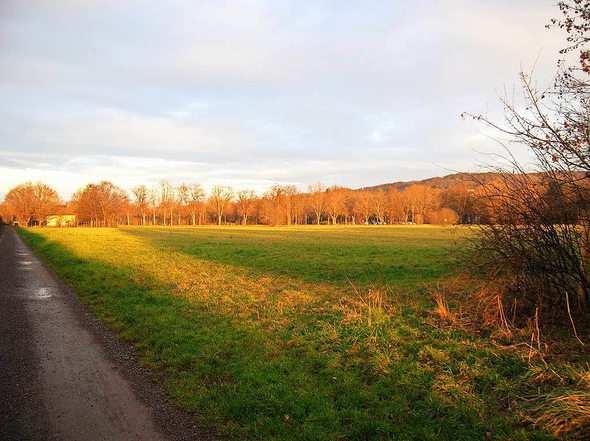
[433,292,454,322]
[428,277,473,327]
[339,284,394,327]
[528,390,590,439]
[519,365,590,439]
[471,284,514,337]
[433,277,590,438]
[429,277,522,341]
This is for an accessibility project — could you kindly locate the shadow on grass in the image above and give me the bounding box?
[119,226,461,290]
[20,228,550,441]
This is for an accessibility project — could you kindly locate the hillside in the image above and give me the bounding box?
[359,171,586,192]
[360,172,503,192]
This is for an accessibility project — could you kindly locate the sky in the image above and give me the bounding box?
[0,0,566,199]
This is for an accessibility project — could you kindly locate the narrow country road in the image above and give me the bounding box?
[0,227,168,441]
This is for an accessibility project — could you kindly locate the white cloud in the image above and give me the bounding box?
[0,0,568,199]
[3,107,255,156]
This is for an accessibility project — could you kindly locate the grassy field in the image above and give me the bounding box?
[20,225,554,440]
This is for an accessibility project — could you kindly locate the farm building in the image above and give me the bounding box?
[45,214,76,227]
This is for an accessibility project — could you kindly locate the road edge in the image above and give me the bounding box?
[17,227,218,441]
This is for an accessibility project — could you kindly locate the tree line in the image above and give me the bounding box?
[2,174,585,228]
[0,178,492,227]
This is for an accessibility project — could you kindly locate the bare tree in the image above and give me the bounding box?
[405,184,440,224]
[236,190,256,225]
[160,181,174,226]
[188,184,205,225]
[148,187,159,225]
[73,181,127,227]
[354,190,374,224]
[265,185,285,226]
[209,185,233,225]
[132,185,149,225]
[385,187,405,223]
[177,183,190,225]
[373,190,386,224]
[283,185,298,225]
[442,182,475,224]
[325,187,347,224]
[308,183,326,224]
[292,193,307,225]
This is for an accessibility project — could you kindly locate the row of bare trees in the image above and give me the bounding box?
[1,179,489,227]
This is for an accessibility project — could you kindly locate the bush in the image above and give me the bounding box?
[426,208,459,225]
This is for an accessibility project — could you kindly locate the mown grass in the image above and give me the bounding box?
[20,225,554,440]
[126,225,462,288]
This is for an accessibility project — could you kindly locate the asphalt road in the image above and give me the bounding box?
[0,227,173,441]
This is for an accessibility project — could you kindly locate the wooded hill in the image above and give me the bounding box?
[361,172,504,192]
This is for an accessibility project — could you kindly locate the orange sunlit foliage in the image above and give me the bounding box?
[2,182,60,226]
[1,177,488,227]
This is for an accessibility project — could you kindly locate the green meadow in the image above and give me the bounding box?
[20,225,553,440]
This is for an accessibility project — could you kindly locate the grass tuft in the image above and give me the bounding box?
[530,390,590,438]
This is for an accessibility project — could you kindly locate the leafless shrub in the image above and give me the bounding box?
[463,71,590,339]
[468,166,590,326]
[462,1,590,337]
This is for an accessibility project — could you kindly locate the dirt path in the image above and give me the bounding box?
[0,227,175,441]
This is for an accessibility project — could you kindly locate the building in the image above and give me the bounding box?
[45,214,76,227]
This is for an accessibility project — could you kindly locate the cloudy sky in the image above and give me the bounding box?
[0,0,565,198]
